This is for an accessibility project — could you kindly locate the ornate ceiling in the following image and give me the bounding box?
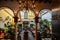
[0,0,60,13]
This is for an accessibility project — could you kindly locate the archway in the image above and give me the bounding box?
[17,8,35,40]
[18,8,35,29]
[0,7,14,39]
[38,9,52,38]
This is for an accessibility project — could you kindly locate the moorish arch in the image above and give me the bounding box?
[38,9,52,36]
[0,7,14,29]
[17,8,35,29]
[0,7,15,39]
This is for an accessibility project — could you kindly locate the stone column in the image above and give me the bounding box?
[35,15,38,40]
[14,16,18,40]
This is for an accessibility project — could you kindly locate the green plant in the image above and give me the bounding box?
[43,19,51,27]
